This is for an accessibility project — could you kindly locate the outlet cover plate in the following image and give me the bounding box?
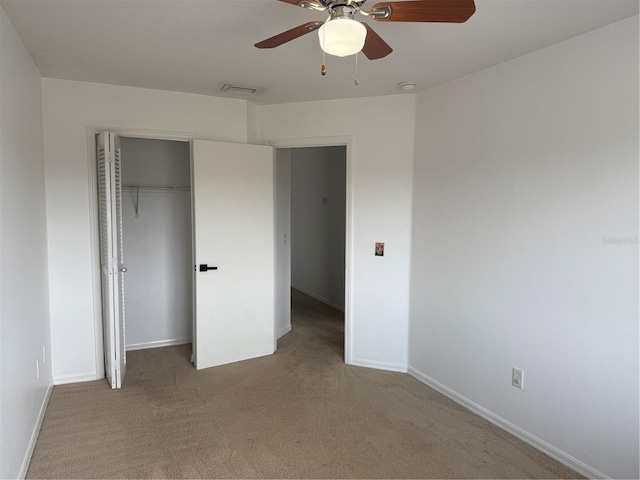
[512,367,524,389]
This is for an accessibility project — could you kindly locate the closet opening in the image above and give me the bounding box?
[97,133,193,388]
[120,137,193,353]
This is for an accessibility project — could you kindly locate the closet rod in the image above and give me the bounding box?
[122,184,190,191]
[122,185,191,218]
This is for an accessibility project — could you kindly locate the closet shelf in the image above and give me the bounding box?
[122,184,191,218]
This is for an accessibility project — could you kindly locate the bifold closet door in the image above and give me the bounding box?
[192,139,275,370]
[97,131,127,389]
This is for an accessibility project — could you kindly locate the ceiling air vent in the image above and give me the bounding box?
[221,84,258,95]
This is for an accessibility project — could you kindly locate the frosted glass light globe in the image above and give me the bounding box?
[318,18,367,57]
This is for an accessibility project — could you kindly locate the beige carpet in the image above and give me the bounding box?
[27,289,580,479]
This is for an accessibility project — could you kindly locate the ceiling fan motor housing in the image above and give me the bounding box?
[328,4,359,20]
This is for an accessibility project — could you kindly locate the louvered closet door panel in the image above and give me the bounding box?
[97,132,117,389]
[112,135,127,387]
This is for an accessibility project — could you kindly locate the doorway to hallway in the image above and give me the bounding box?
[275,145,347,359]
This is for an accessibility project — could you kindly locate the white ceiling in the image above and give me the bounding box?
[1,0,638,105]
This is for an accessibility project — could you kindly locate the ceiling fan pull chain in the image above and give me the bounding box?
[354,52,360,86]
[321,26,327,76]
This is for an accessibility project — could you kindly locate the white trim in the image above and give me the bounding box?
[266,136,354,366]
[190,139,198,367]
[125,338,192,351]
[351,357,408,373]
[292,284,344,312]
[54,372,101,385]
[87,128,104,382]
[272,148,277,353]
[87,127,196,381]
[18,383,53,479]
[277,324,292,339]
[407,366,607,480]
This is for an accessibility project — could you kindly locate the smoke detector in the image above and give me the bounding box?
[398,82,416,92]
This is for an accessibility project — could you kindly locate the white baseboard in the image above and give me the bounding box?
[292,284,345,312]
[277,324,292,339]
[54,372,101,385]
[350,357,408,373]
[407,366,607,480]
[126,338,192,351]
[53,340,192,385]
[19,382,53,479]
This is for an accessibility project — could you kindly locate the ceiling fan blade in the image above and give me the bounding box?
[255,21,323,49]
[361,24,393,60]
[371,0,476,23]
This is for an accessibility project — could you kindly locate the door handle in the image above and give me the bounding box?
[199,264,218,272]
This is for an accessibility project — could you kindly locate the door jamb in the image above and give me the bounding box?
[86,127,195,380]
[266,136,354,366]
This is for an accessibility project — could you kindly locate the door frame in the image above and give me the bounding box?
[86,127,195,380]
[266,136,354,366]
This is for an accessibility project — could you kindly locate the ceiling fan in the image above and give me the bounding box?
[255,0,476,61]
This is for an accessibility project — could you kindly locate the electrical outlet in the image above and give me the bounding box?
[512,367,524,389]
[36,359,40,379]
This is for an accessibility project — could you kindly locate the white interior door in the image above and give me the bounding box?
[192,139,275,369]
[97,132,127,388]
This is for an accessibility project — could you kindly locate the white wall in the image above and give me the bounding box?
[259,95,415,372]
[120,137,192,350]
[0,8,52,478]
[247,102,259,145]
[291,146,346,310]
[275,148,291,339]
[409,16,639,480]
[120,137,190,186]
[41,78,249,383]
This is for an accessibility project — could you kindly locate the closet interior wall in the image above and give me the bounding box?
[120,137,192,350]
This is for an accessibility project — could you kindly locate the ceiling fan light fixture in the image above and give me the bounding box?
[318,18,366,57]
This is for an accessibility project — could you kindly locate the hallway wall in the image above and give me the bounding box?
[291,146,346,310]
[275,149,291,339]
